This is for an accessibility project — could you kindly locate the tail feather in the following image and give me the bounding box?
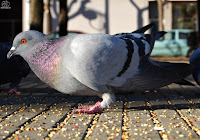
[174,79,195,86]
[147,25,166,55]
[114,23,167,57]
[133,23,166,56]
[151,59,194,78]
[144,31,166,57]
[155,31,167,40]
[132,23,155,33]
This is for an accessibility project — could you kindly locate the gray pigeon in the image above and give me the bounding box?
[0,42,30,94]
[7,24,193,113]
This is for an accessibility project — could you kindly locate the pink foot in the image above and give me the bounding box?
[73,99,103,114]
[2,89,20,95]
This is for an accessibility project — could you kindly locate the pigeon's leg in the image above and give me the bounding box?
[100,93,116,109]
[2,82,20,95]
[9,82,20,94]
[73,93,115,114]
[8,89,20,95]
[2,89,20,95]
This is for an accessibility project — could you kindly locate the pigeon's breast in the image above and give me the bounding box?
[26,40,63,87]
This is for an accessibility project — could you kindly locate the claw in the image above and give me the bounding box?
[73,99,103,114]
[2,89,20,95]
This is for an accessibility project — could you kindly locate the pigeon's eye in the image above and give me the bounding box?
[21,39,26,44]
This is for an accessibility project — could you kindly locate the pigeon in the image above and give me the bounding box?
[7,23,193,113]
[0,42,30,94]
[190,48,200,85]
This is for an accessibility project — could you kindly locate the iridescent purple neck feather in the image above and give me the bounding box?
[26,39,64,87]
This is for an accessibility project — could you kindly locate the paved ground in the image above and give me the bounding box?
[1,58,200,140]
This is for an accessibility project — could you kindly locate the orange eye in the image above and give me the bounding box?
[21,39,26,44]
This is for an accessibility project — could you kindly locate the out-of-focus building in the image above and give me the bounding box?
[149,0,197,31]
[66,0,149,34]
[0,0,198,42]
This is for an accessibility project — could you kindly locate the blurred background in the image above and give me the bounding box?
[0,0,199,57]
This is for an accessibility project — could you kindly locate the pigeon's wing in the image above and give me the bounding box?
[63,34,132,92]
[114,24,166,57]
[115,56,193,91]
[62,32,172,93]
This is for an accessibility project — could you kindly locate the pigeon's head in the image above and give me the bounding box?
[7,30,46,59]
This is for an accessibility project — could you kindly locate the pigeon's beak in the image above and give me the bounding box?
[7,46,16,59]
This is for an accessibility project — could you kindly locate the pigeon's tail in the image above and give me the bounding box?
[134,23,166,56]
[190,48,200,85]
[114,23,166,56]
[132,23,155,33]
[148,25,166,55]
[149,23,157,49]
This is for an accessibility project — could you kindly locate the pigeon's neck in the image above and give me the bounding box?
[25,39,65,86]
